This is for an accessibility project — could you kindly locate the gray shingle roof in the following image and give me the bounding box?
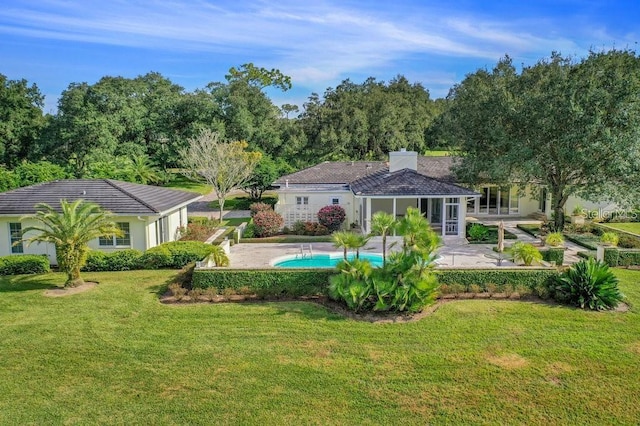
[273,156,459,185]
[0,179,202,215]
[350,168,479,197]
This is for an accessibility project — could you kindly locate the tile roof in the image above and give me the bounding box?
[0,179,202,215]
[273,156,459,185]
[350,168,479,197]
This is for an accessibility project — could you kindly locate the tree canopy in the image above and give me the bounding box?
[437,49,640,229]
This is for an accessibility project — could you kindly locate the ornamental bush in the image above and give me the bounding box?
[317,205,346,232]
[83,249,142,271]
[0,255,50,275]
[551,258,623,310]
[249,202,273,217]
[252,210,284,237]
[138,241,214,269]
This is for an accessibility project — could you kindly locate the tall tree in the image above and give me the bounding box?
[298,76,438,162]
[439,50,640,230]
[0,75,45,167]
[180,129,261,219]
[21,200,121,287]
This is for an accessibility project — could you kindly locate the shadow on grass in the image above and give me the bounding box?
[269,301,347,321]
[0,274,61,292]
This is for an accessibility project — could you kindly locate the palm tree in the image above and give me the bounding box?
[21,200,122,287]
[127,155,161,185]
[370,211,397,266]
[332,231,352,260]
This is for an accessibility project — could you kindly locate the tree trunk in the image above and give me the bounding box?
[218,197,225,222]
[65,267,84,288]
[382,234,387,267]
[551,188,569,231]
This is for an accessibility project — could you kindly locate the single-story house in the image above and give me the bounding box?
[0,179,202,264]
[273,150,616,237]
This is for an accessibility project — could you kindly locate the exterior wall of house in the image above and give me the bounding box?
[275,189,356,228]
[0,207,189,265]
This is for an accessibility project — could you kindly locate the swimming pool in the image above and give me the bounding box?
[272,252,384,268]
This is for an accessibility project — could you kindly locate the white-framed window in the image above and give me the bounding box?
[296,196,309,206]
[330,197,341,205]
[156,216,169,244]
[99,222,131,247]
[9,222,23,254]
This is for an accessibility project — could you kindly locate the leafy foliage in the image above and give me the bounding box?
[329,207,440,313]
[83,249,143,272]
[545,232,565,247]
[21,200,121,286]
[467,223,489,241]
[439,50,640,230]
[0,254,50,275]
[138,241,214,269]
[509,242,543,266]
[249,202,273,217]
[600,232,619,246]
[317,205,346,231]
[552,258,623,310]
[252,210,284,237]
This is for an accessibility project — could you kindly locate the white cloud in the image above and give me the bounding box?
[0,0,617,91]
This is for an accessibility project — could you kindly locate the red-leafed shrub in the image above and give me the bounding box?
[253,210,284,237]
[250,202,273,217]
[304,221,329,236]
[317,205,346,231]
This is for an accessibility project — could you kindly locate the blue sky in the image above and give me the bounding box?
[1,0,638,113]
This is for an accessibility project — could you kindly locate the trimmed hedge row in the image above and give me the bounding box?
[576,247,640,267]
[82,241,214,272]
[434,268,559,292]
[564,233,599,250]
[540,248,565,266]
[516,224,541,238]
[191,267,559,297]
[0,254,50,275]
[191,269,333,297]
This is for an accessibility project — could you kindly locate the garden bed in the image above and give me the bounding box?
[466,223,518,244]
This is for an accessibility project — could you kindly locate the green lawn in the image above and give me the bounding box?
[1,270,639,424]
[603,222,640,235]
[164,174,212,195]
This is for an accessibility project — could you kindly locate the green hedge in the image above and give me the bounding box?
[540,248,565,266]
[516,224,541,237]
[434,268,558,292]
[0,255,50,275]
[564,233,599,250]
[191,267,559,297]
[191,269,333,297]
[82,249,143,272]
[577,250,596,260]
[139,241,214,269]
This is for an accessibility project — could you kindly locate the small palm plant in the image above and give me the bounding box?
[209,245,229,267]
[369,211,397,266]
[21,200,121,287]
[600,232,619,247]
[553,258,623,310]
[509,242,543,266]
[545,232,565,247]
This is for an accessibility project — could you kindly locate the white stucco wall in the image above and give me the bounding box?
[0,206,189,265]
[275,189,356,228]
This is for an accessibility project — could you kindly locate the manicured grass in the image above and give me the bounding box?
[210,194,278,211]
[602,222,640,235]
[1,270,639,424]
[164,174,212,195]
[222,217,250,226]
[423,150,452,156]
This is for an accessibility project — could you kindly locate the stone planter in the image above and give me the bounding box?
[571,215,585,226]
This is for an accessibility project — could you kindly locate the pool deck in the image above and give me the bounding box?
[226,236,548,269]
[225,222,586,269]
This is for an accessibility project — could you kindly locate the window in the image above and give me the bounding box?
[156,216,169,244]
[99,222,131,247]
[9,223,23,254]
[330,197,341,205]
[296,196,309,206]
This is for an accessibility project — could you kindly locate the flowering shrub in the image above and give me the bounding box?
[304,221,329,236]
[250,202,273,217]
[252,210,284,237]
[317,205,346,232]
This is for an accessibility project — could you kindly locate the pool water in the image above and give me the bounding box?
[273,252,384,268]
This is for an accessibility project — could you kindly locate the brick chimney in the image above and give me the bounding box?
[389,149,417,172]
